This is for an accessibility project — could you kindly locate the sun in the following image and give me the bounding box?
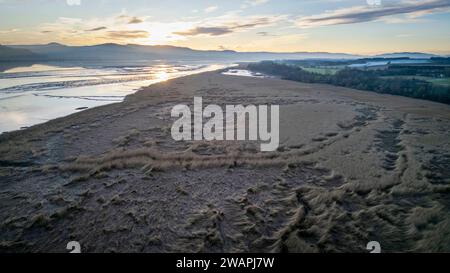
[132,21,193,45]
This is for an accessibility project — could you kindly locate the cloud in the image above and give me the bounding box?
[117,15,146,24]
[296,0,450,28]
[66,0,81,6]
[7,8,284,45]
[204,6,218,13]
[174,16,281,37]
[175,27,232,36]
[107,30,149,39]
[256,31,277,36]
[241,0,269,9]
[367,0,382,7]
[127,17,144,24]
[0,28,20,34]
[58,17,83,24]
[86,26,107,32]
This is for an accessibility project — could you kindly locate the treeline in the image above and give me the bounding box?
[430,57,450,65]
[381,65,450,78]
[247,61,450,104]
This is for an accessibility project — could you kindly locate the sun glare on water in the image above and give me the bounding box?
[156,71,169,81]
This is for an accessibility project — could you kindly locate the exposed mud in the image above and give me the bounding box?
[1,72,450,252]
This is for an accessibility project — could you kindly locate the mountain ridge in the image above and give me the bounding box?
[0,43,444,62]
[0,45,42,61]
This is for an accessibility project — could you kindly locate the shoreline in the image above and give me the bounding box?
[0,64,233,136]
[3,67,449,140]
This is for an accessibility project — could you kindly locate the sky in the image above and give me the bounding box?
[0,0,450,54]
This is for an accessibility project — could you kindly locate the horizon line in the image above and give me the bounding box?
[2,42,449,57]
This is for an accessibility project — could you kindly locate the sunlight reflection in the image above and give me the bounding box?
[156,71,169,81]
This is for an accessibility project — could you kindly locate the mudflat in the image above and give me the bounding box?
[1,71,449,252]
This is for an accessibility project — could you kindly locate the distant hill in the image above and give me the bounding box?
[2,43,443,62]
[7,43,362,61]
[0,45,41,61]
[375,52,438,59]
